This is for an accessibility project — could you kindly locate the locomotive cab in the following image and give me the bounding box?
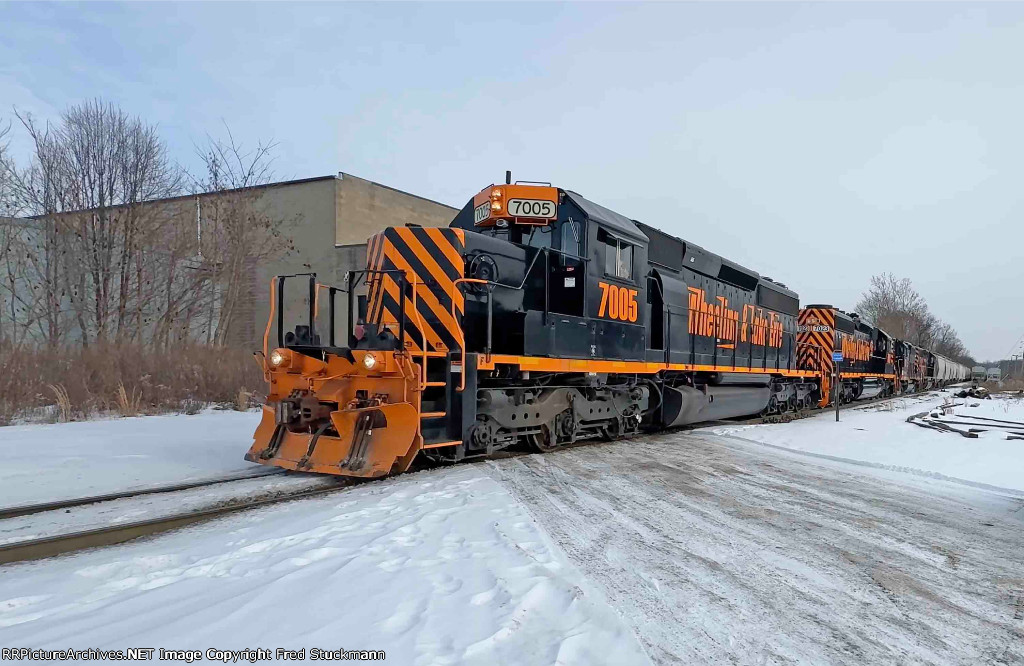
[449,183,650,361]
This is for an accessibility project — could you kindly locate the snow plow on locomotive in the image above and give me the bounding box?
[246,180,968,479]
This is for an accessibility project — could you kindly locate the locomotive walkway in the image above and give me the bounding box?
[485,431,1024,664]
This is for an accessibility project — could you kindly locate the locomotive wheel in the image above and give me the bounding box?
[527,424,559,453]
[600,418,623,441]
[761,394,779,417]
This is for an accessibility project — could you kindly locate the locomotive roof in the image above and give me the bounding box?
[564,191,648,243]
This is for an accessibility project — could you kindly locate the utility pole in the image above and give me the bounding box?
[833,349,843,422]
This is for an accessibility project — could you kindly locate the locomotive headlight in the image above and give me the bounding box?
[268,349,287,367]
[362,353,378,370]
[490,188,504,212]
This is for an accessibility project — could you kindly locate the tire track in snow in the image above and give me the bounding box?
[483,433,1024,665]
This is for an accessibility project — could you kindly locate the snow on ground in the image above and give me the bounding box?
[0,466,649,666]
[704,391,1024,493]
[486,434,1024,664]
[0,474,335,546]
[0,410,262,506]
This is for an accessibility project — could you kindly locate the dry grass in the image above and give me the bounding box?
[116,382,142,417]
[235,387,253,412]
[983,378,1024,393]
[48,384,72,422]
[0,340,265,425]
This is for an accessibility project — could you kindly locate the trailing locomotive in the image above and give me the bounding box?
[246,181,969,478]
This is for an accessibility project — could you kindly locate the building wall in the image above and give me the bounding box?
[3,174,459,350]
[239,177,340,350]
[334,173,456,245]
[247,173,458,351]
[0,217,37,343]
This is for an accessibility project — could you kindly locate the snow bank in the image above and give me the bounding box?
[0,466,649,665]
[0,410,261,506]
[704,392,1024,493]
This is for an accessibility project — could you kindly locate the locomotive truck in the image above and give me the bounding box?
[246,180,969,478]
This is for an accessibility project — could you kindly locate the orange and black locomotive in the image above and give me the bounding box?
[247,179,969,478]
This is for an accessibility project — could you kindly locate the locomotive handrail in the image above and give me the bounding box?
[452,278,490,392]
[407,273,429,387]
[271,273,318,349]
[262,276,279,380]
[451,246,559,388]
[451,260,826,384]
[344,268,410,351]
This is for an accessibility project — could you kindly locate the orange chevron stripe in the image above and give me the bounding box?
[383,238,462,347]
[366,232,387,325]
[390,229,464,314]
[423,227,464,273]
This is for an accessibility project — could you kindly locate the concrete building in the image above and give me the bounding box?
[226,173,457,348]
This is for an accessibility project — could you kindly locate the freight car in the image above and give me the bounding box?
[247,180,966,479]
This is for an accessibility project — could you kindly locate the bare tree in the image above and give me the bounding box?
[0,115,73,344]
[0,122,16,342]
[928,319,973,366]
[1,106,295,352]
[186,126,296,345]
[856,273,973,365]
[856,273,932,344]
[6,101,183,345]
[0,121,12,214]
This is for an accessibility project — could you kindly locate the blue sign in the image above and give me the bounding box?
[832,352,844,362]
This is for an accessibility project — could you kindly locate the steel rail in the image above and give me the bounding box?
[0,482,349,566]
[0,468,284,520]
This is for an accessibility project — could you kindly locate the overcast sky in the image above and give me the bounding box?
[2,2,1021,361]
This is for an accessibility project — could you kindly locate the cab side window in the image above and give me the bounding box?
[560,219,580,259]
[598,229,633,281]
[618,243,633,280]
[522,225,552,250]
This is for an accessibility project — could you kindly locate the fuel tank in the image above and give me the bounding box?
[661,384,771,427]
[705,372,772,386]
[858,379,884,400]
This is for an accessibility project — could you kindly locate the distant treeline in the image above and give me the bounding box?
[855,273,973,366]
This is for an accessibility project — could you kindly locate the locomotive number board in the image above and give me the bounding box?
[507,198,556,218]
[473,184,559,227]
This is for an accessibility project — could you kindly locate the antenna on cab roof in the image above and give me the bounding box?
[505,170,511,185]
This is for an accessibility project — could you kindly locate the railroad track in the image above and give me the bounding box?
[0,391,945,567]
[0,468,286,520]
[0,473,351,567]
